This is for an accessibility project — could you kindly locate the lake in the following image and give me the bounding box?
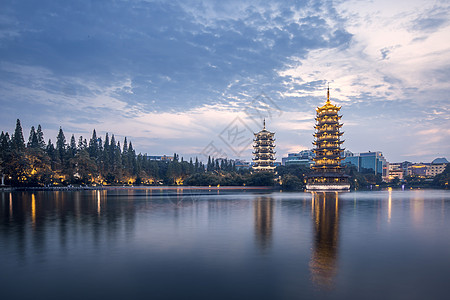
[1,189,450,299]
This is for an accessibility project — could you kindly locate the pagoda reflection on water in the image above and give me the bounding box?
[309,192,340,289]
[252,119,276,172]
[254,196,274,251]
[306,87,350,190]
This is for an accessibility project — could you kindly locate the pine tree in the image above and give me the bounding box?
[27,126,38,148]
[103,133,110,172]
[56,127,67,168]
[0,132,11,174]
[98,137,103,153]
[88,129,98,159]
[122,138,129,171]
[195,157,199,173]
[11,119,25,151]
[128,141,136,174]
[215,159,220,171]
[109,134,116,169]
[56,127,66,151]
[78,136,85,150]
[69,134,77,158]
[189,158,194,174]
[36,125,45,149]
[114,141,122,175]
[46,139,57,170]
[207,156,212,172]
[122,137,128,154]
[104,133,110,152]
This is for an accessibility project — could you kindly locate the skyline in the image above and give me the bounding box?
[1,0,449,163]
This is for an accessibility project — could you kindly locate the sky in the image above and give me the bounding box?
[0,0,449,163]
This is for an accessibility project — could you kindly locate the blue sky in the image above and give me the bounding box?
[0,0,449,163]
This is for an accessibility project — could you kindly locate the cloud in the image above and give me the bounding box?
[0,0,449,162]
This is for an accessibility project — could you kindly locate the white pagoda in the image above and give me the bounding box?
[252,119,276,172]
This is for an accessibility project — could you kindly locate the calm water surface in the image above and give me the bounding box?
[1,189,450,299]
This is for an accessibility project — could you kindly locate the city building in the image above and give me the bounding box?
[343,151,389,180]
[281,149,315,167]
[428,158,448,177]
[406,158,448,178]
[148,155,174,161]
[235,159,251,170]
[388,163,404,181]
[407,163,429,177]
[252,119,276,172]
[306,87,350,190]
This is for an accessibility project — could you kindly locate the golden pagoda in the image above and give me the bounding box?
[306,87,350,190]
[252,119,276,172]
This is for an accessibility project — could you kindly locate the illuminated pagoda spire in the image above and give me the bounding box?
[306,86,350,190]
[252,119,276,172]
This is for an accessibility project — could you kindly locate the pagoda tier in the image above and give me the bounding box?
[252,120,276,172]
[306,87,350,190]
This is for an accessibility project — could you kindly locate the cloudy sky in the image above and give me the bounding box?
[0,0,449,163]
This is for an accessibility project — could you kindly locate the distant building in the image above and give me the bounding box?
[252,120,276,172]
[388,163,404,181]
[235,159,251,170]
[343,151,388,179]
[407,163,429,177]
[406,158,448,178]
[281,150,315,167]
[148,155,174,161]
[428,158,448,177]
[386,158,447,181]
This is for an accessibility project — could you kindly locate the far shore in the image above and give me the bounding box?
[0,185,275,192]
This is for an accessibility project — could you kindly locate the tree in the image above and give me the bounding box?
[88,129,99,159]
[122,137,129,171]
[195,157,199,173]
[36,124,46,149]
[207,156,212,172]
[71,150,98,184]
[78,136,85,150]
[69,134,77,159]
[56,127,67,166]
[128,141,137,174]
[56,127,66,151]
[0,132,11,185]
[11,119,25,151]
[247,172,275,186]
[281,174,304,190]
[46,139,58,170]
[27,126,39,148]
[433,164,450,188]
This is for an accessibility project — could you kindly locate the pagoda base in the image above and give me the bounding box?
[306,183,350,191]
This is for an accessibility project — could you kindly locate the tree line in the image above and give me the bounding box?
[0,119,247,186]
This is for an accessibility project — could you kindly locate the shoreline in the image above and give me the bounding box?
[0,185,275,192]
[1,185,447,192]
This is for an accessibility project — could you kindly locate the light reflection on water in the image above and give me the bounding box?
[1,189,450,300]
[310,192,339,290]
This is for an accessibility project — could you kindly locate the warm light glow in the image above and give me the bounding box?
[388,189,392,223]
[175,177,184,185]
[31,193,36,226]
[9,193,13,218]
[97,190,101,215]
